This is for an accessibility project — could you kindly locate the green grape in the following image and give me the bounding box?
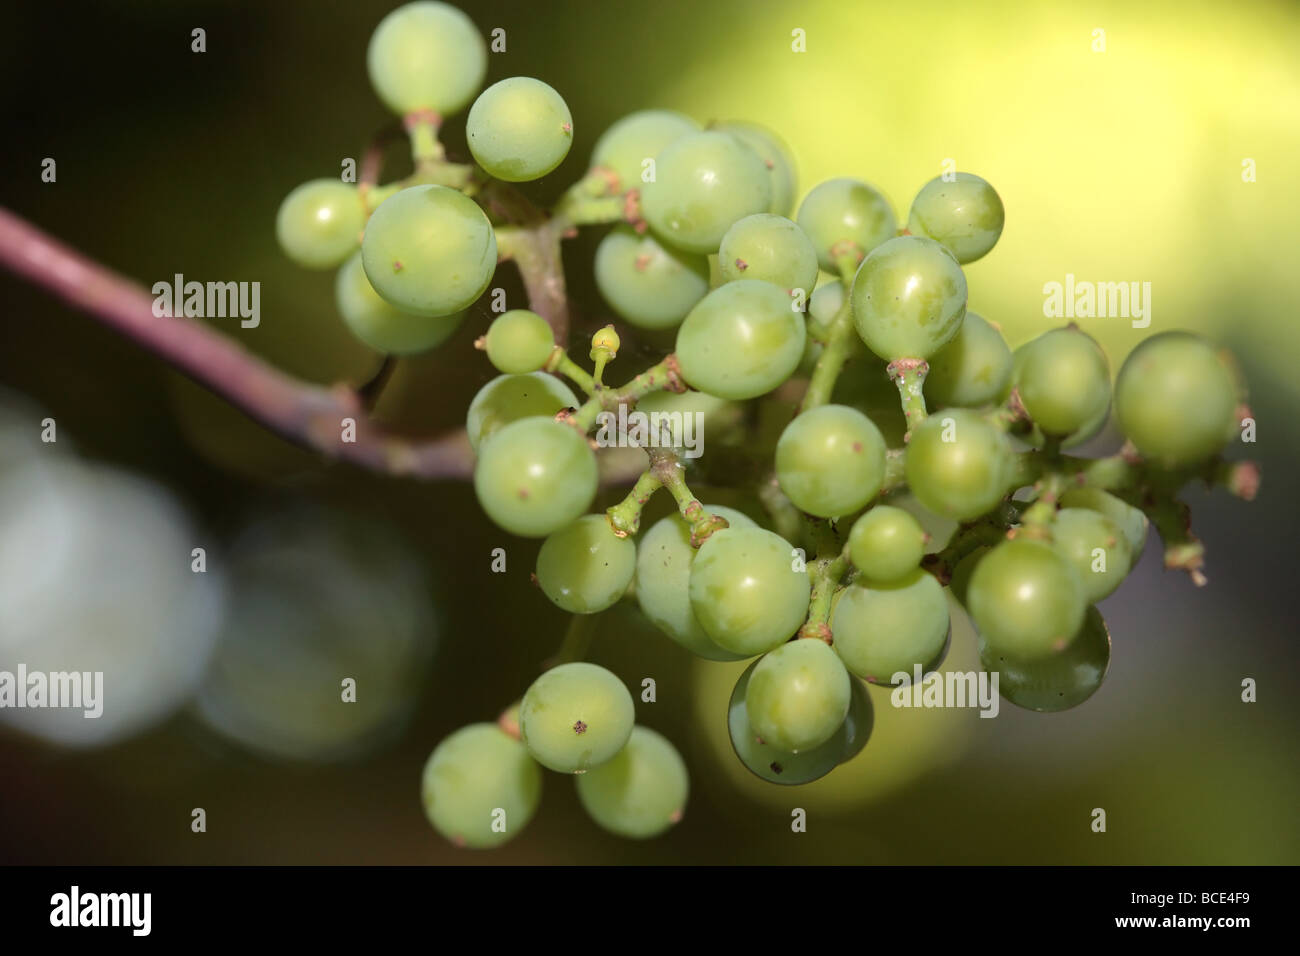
[465,373,578,453]
[714,122,798,216]
[924,312,1013,408]
[905,409,1012,521]
[473,416,597,537]
[640,131,771,253]
[519,662,635,774]
[967,538,1086,660]
[745,638,851,753]
[575,726,688,838]
[728,660,847,784]
[830,570,950,683]
[718,214,819,295]
[276,179,364,270]
[1114,331,1238,468]
[838,674,875,763]
[536,514,636,614]
[335,251,464,355]
[809,281,846,326]
[851,235,968,361]
[1014,327,1111,437]
[367,1,486,116]
[675,280,806,400]
[590,109,700,193]
[484,309,554,374]
[796,178,897,272]
[980,605,1110,712]
[1050,507,1132,603]
[1059,487,1148,565]
[361,185,497,316]
[635,505,756,661]
[467,77,573,182]
[689,526,811,656]
[906,172,1005,264]
[594,225,709,329]
[775,404,886,517]
[420,723,541,849]
[847,505,927,584]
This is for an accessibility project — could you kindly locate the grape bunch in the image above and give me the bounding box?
[276,2,1258,849]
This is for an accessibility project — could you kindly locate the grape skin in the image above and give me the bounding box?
[640,131,772,253]
[850,235,968,361]
[796,178,897,271]
[847,505,927,585]
[675,280,807,400]
[689,526,811,656]
[335,251,464,355]
[472,416,597,538]
[745,638,852,753]
[594,225,709,330]
[421,723,541,849]
[575,726,688,839]
[728,660,847,784]
[590,109,699,193]
[484,309,554,374]
[635,506,756,661]
[519,662,636,774]
[967,538,1086,660]
[718,213,819,295]
[361,185,497,317]
[905,409,1012,521]
[1059,487,1148,565]
[367,1,486,116]
[906,172,1005,264]
[1014,326,1111,438]
[714,122,798,216]
[465,373,578,453]
[980,605,1110,712]
[467,77,573,182]
[276,180,364,270]
[831,570,950,683]
[775,404,886,518]
[1050,507,1132,603]
[536,514,637,614]
[923,312,1013,409]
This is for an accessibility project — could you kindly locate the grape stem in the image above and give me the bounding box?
[920,500,1025,585]
[887,358,929,442]
[545,612,602,669]
[799,520,850,641]
[799,253,862,413]
[606,470,663,536]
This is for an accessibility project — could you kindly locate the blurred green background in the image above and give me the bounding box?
[1,0,1297,864]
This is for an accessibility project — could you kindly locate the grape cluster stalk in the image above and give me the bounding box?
[0,1,1260,850]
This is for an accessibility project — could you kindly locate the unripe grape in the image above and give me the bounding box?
[484,309,554,374]
[575,726,688,839]
[361,185,497,316]
[473,416,596,538]
[980,605,1110,712]
[594,225,709,329]
[1059,487,1148,565]
[590,325,620,356]
[809,281,846,326]
[714,122,798,216]
[276,179,364,270]
[641,131,771,253]
[590,109,699,193]
[1050,507,1132,603]
[905,409,1012,521]
[335,251,464,354]
[675,280,806,400]
[367,1,486,116]
[467,77,573,182]
[830,570,950,683]
[718,213,818,295]
[745,638,851,753]
[847,505,927,584]
[1014,326,1111,437]
[635,505,755,661]
[851,235,967,361]
[967,538,1086,660]
[924,312,1013,408]
[838,674,875,763]
[796,178,896,271]
[906,172,1005,264]
[420,723,541,849]
[519,662,635,774]
[1114,331,1238,468]
[728,660,847,784]
[775,404,886,517]
[465,373,578,453]
[689,526,811,656]
[536,514,636,614]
